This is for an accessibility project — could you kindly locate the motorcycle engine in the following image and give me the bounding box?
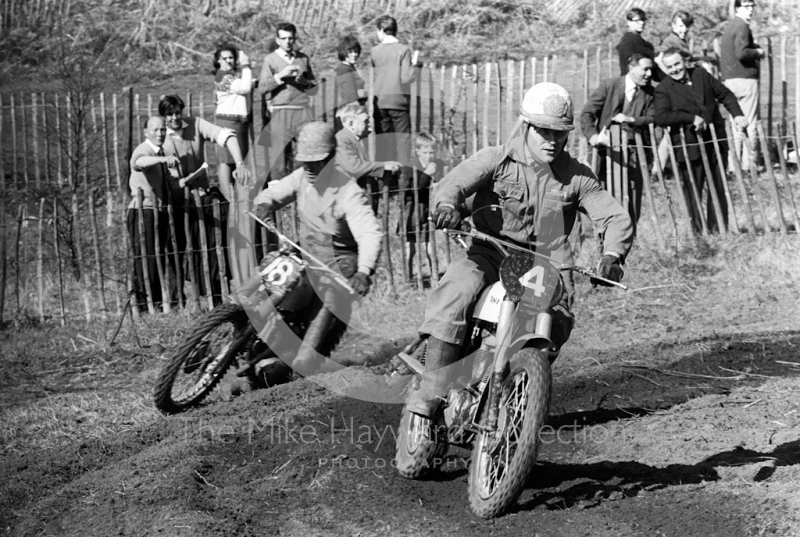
[443,387,478,445]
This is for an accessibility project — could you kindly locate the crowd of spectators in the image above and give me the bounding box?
[585,1,764,233]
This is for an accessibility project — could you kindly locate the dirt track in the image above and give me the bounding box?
[2,269,800,536]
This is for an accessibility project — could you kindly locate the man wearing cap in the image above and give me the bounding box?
[253,121,382,377]
[407,82,634,420]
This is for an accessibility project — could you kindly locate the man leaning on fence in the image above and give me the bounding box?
[655,47,748,233]
[335,101,402,214]
[127,116,182,311]
[159,94,251,305]
[580,52,655,228]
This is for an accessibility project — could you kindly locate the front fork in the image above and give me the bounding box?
[482,296,553,433]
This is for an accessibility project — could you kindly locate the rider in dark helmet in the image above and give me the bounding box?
[254,121,382,377]
[409,82,634,419]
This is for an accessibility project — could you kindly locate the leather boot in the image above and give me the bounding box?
[407,336,462,419]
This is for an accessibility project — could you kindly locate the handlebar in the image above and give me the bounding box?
[443,224,628,290]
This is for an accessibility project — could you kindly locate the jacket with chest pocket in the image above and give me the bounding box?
[433,134,633,266]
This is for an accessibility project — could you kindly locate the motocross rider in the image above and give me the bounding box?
[253,121,383,377]
[409,82,634,419]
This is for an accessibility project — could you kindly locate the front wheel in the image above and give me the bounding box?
[394,406,449,479]
[153,303,252,414]
[468,347,551,518]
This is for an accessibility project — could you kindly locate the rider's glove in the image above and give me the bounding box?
[591,254,624,288]
[349,271,372,297]
[254,203,273,225]
[433,203,461,230]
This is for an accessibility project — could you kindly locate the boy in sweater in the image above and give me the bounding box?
[370,15,416,173]
[258,22,317,180]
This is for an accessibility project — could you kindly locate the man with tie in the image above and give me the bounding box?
[258,21,318,182]
[334,101,402,214]
[655,47,748,233]
[580,53,655,226]
[127,116,182,310]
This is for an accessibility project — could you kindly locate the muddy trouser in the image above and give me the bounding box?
[414,242,574,403]
[289,251,358,377]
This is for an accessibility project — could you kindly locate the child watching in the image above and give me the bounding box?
[401,131,444,280]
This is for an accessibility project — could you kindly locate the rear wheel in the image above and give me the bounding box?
[153,304,252,414]
[468,348,551,518]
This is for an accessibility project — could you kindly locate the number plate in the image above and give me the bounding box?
[499,253,561,311]
[258,252,305,294]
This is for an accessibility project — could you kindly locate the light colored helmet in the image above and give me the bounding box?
[520,82,575,131]
[295,121,336,162]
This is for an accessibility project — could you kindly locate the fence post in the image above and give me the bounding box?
[780,34,787,132]
[633,132,664,249]
[20,94,30,186]
[212,198,229,297]
[742,135,771,232]
[88,190,109,318]
[677,127,709,235]
[0,95,4,192]
[113,93,122,189]
[756,120,787,235]
[31,93,40,187]
[41,92,50,186]
[482,62,491,149]
[697,132,728,234]
[506,60,514,140]
[37,198,44,322]
[123,88,134,189]
[183,187,200,310]
[723,120,755,232]
[14,205,22,314]
[450,65,459,152]
[774,123,800,232]
[0,201,5,325]
[412,166,423,290]
[10,94,18,188]
[472,64,478,153]
[53,199,65,326]
[192,190,215,310]
[645,125,680,241]
[767,37,773,139]
[707,124,739,233]
[428,62,435,134]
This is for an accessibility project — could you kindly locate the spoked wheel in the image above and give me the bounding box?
[468,348,551,518]
[153,304,253,414]
[395,407,449,479]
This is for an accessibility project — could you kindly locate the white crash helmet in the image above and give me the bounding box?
[519,82,575,131]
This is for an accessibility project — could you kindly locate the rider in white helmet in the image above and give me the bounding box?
[408,82,634,419]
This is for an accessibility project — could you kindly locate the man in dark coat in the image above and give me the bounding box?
[655,47,748,233]
[580,53,655,226]
[616,8,660,80]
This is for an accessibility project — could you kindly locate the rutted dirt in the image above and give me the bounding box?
[2,273,800,536]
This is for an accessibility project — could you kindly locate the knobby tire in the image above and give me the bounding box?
[468,347,551,518]
[153,303,251,414]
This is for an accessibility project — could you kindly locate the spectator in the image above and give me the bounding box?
[335,35,366,111]
[159,94,250,303]
[127,116,181,310]
[400,131,444,280]
[580,53,655,227]
[660,11,694,62]
[655,48,748,233]
[616,8,657,77]
[721,0,765,170]
[213,44,255,201]
[371,15,417,173]
[258,21,317,181]
[335,102,402,214]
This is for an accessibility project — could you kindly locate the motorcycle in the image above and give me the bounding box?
[393,223,626,519]
[153,213,354,414]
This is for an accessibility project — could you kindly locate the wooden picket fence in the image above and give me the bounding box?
[2,45,800,324]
